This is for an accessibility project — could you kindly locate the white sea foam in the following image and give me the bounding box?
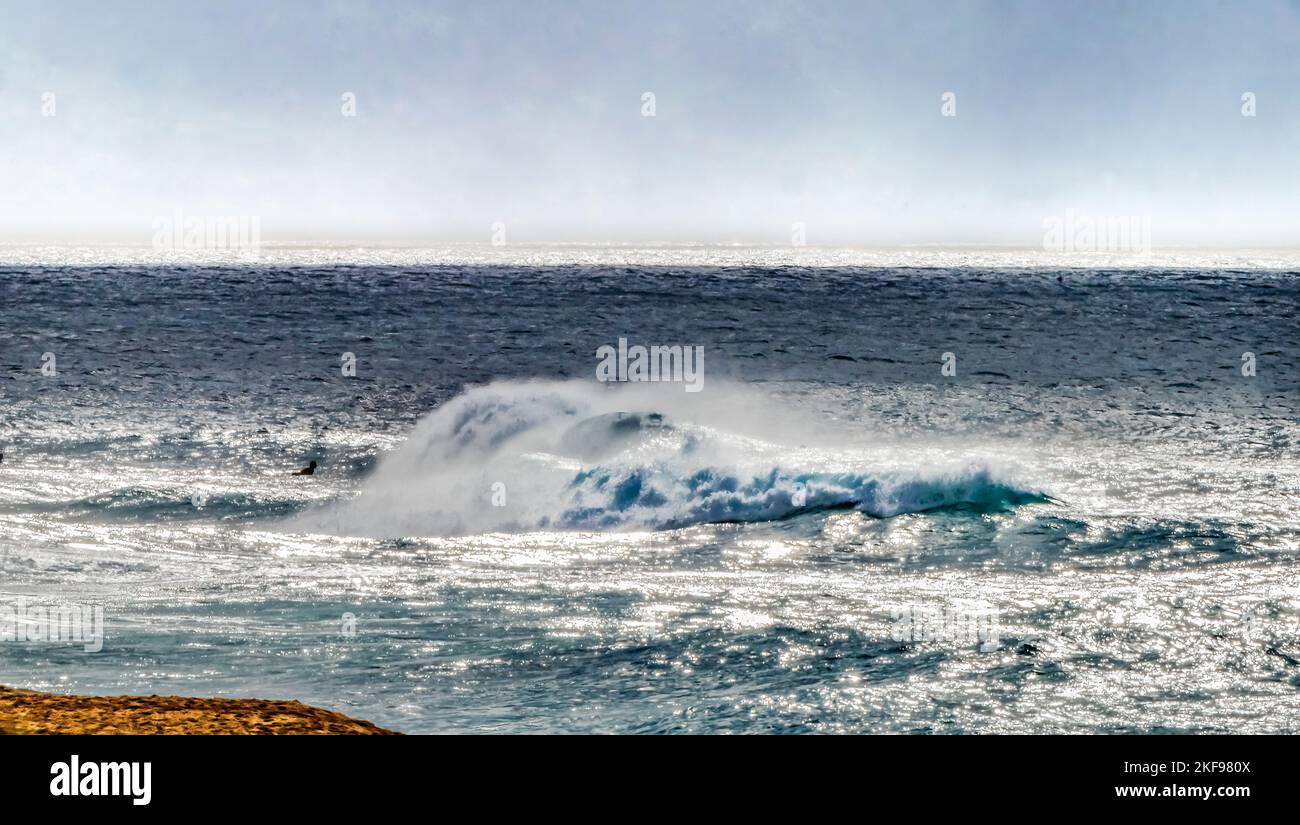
[292,379,1045,538]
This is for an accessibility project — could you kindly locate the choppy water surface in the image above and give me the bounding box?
[1,249,1297,733]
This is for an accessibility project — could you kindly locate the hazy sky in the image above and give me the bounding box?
[2,0,1299,245]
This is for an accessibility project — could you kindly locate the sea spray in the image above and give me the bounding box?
[287,380,1046,538]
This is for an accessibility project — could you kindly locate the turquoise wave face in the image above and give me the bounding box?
[560,465,1050,530]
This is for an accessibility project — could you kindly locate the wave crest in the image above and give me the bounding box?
[294,380,1047,537]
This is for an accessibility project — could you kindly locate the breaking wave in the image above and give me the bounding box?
[291,380,1048,537]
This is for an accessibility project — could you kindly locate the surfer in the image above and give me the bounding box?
[293,460,317,476]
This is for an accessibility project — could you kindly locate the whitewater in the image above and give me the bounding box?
[293,380,1047,537]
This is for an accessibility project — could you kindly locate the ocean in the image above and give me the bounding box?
[1,247,1297,733]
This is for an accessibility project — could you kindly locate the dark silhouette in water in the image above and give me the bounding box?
[294,460,317,476]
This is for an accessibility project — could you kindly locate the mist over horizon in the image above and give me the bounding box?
[4,0,1299,247]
